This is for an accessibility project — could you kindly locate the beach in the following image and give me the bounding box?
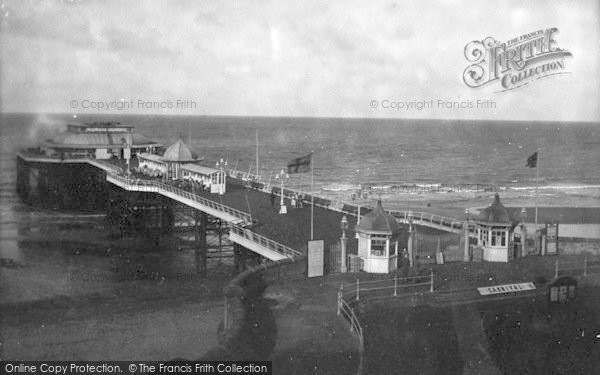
[0,213,232,360]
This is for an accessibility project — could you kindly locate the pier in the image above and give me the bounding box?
[17,121,591,274]
[12,120,487,268]
[16,150,477,265]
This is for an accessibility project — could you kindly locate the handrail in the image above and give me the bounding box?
[341,206,465,232]
[106,173,252,224]
[343,273,435,301]
[337,293,365,375]
[386,209,478,234]
[346,274,430,287]
[389,210,462,227]
[229,225,302,258]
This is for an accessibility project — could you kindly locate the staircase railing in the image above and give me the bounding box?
[229,225,303,258]
[106,173,252,224]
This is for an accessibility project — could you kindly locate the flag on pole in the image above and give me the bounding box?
[287,153,312,174]
[526,151,538,168]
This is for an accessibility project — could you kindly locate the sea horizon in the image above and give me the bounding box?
[2,112,599,214]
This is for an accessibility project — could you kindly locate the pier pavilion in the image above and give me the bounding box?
[41,121,160,160]
[137,138,226,194]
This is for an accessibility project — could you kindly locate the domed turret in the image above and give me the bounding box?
[477,193,514,224]
[357,200,399,235]
[161,138,198,162]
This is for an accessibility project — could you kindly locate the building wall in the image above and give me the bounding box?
[95,148,111,159]
[483,247,509,262]
[523,223,600,240]
[138,158,167,175]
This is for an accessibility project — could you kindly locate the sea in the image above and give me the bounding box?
[2,113,600,200]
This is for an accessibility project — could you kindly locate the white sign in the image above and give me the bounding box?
[307,240,324,278]
[477,282,536,296]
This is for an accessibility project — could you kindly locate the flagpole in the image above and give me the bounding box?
[311,153,314,240]
[535,149,539,225]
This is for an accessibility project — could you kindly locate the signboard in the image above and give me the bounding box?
[477,282,536,296]
[307,240,324,278]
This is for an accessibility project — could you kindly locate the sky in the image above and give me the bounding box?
[1,0,599,121]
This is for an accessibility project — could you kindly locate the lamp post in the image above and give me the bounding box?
[520,207,528,257]
[464,208,471,262]
[216,158,227,195]
[407,210,414,268]
[340,214,348,273]
[275,169,289,214]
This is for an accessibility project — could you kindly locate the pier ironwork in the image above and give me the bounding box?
[107,173,305,259]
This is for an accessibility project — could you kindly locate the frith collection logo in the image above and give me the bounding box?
[463,28,572,91]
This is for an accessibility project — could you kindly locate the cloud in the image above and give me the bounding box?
[0,0,598,121]
[1,0,97,48]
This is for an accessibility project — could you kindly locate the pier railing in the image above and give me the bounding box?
[106,173,252,225]
[388,210,471,234]
[229,225,303,258]
[225,169,472,236]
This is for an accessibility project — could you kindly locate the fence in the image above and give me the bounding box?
[341,273,434,302]
[335,273,434,375]
[554,258,600,278]
[337,295,365,375]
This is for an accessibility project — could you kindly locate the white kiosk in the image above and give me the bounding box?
[356,200,399,273]
[475,193,516,262]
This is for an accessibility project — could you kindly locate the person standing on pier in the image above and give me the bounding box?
[270,190,276,207]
